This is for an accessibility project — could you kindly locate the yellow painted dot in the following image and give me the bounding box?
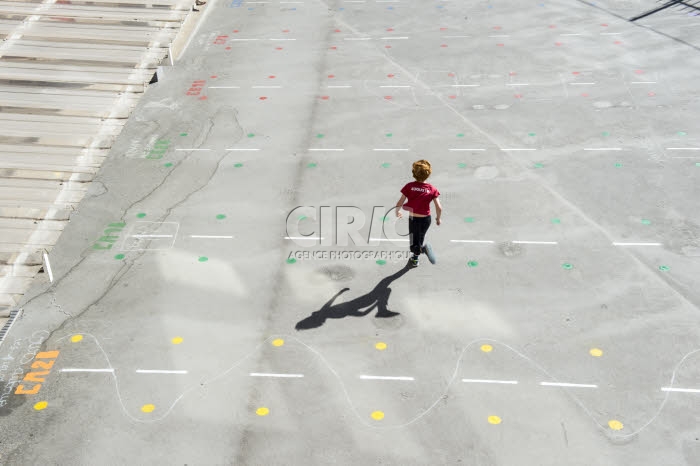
[371,411,385,420]
[488,415,502,424]
[33,401,48,411]
[608,419,624,430]
[171,337,183,345]
[256,407,269,416]
[590,348,603,357]
[272,339,284,347]
[141,404,155,413]
[481,344,493,352]
[70,335,83,343]
[375,342,387,350]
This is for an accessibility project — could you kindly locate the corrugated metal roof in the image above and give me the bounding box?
[0,0,194,323]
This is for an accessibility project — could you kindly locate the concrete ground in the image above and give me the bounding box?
[1,0,700,464]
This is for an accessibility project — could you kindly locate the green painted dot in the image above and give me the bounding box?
[216,214,226,220]
[464,217,475,223]
[376,259,387,265]
[696,162,700,167]
[386,133,393,137]
[533,163,544,168]
[467,260,478,267]
[307,162,317,168]
[528,132,536,137]
[457,133,465,138]
[114,254,125,260]
[562,263,573,269]
[180,132,187,136]
[381,216,389,222]
[299,215,307,221]
[678,131,687,136]
[164,162,173,167]
[659,265,670,271]
[234,163,243,168]
[458,163,467,168]
[247,133,255,138]
[614,163,623,168]
[381,162,391,168]
[551,218,561,224]
[316,134,324,138]
[641,219,651,225]
[602,131,610,137]
[136,213,146,218]
[286,258,297,264]
[198,256,208,262]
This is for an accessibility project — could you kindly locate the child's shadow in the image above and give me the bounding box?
[295,265,412,330]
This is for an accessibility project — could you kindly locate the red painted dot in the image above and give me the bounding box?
[387,28,394,32]
[493,26,502,30]
[601,23,608,27]
[441,44,448,47]
[509,71,516,76]
[233,30,239,33]
[387,74,395,78]
[328,74,335,78]
[514,94,522,99]
[440,27,448,31]
[210,75,217,79]
[269,75,276,78]
[448,72,455,77]
[384,96,392,100]
[334,29,341,33]
[385,45,392,48]
[555,42,563,46]
[275,47,283,50]
[634,69,644,74]
[259,96,267,100]
[283,29,289,33]
[572,71,580,75]
[549,25,556,28]
[497,43,504,47]
[448,95,456,99]
[581,93,589,97]
[225,46,232,50]
[330,46,337,50]
[199,96,208,100]
[648,92,656,96]
[320,95,329,100]
[614,41,622,45]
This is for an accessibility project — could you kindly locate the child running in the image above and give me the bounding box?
[395,160,442,267]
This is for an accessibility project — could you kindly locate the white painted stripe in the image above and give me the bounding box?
[309,148,344,151]
[42,252,53,283]
[583,147,622,151]
[285,236,324,240]
[661,387,700,393]
[450,240,495,244]
[190,235,234,239]
[360,375,414,381]
[667,147,700,150]
[600,32,622,35]
[344,37,372,40]
[328,85,352,88]
[250,372,304,377]
[570,82,596,85]
[175,148,211,151]
[451,84,480,87]
[61,368,114,373]
[208,86,240,89]
[449,148,486,151]
[136,370,188,374]
[512,241,558,245]
[269,38,296,41]
[373,148,409,151]
[612,242,662,246]
[540,382,597,388]
[226,148,260,151]
[130,235,173,238]
[501,148,537,151]
[462,378,518,384]
[630,81,657,84]
[380,85,411,88]
[252,85,282,88]
[380,37,409,40]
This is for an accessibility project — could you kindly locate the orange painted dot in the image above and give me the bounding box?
[387,28,394,32]
[387,74,395,78]
[601,23,608,27]
[275,47,283,50]
[555,42,563,46]
[334,29,341,32]
[440,44,448,47]
[199,96,207,100]
[384,96,392,100]
[259,96,267,100]
[330,46,337,50]
[449,95,456,99]
[225,46,231,50]
[328,74,335,78]
[320,95,329,100]
[497,43,504,47]
[282,29,289,32]
[493,26,502,30]
[210,75,217,79]
[233,29,239,32]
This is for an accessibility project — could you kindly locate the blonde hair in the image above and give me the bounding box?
[412,159,432,182]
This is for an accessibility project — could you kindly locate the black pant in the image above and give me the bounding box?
[408,216,431,256]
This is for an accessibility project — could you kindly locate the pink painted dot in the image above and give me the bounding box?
[440,27,448,31]
[448,72,455,77]
[497,43,504,47]
[385,45,392,48]
[581,93,589,97]
[210,75,217,79]
[233,30,239,33]
[328,74,335,78]
[493,26,502,30]
[555,42,563,46]
[441,44,448,47]
[283,29,289,33]
[334,29,341,33]
[259,96,267,100]
[634,69,644,74]
[514,94,522,99]
[509,71,517,76]
[269,75,276,78]
[572,71,580,75]
[320,96,329,100]
[448,95,456,99]
[601,23,608,27]
[387,74,395,78]
[387,28,394,32]
[648,92,656,97]
[275,47,283,50]
[199,96,208,100]
[330,46,337,50]
[384,96,392,100]
[614,41,622,45]
[549,25,556,28]
[225,46,232,50]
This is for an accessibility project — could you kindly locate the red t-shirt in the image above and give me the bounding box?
[400,181,440,216]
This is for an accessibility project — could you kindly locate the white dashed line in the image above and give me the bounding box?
[190,235,234,239]
[344,37,372,41]
[630,81,657,84]
[250,372,304,378]
[512,241,558,245]
[136,370,188,374]
[540,382,598,388]
[612,242,662,246]
[462,378,518,385]
[667,147,700,150]
[61,368,114,373]
[380,36,409,40]
[661,387,700,393]
[450,240,495,244]
[360,375,415,381]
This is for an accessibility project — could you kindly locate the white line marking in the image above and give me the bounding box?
[630,81,657,84]
[360,375,415,381]
[252,85,282,88]
[600,32,622,35]
[309,148,344,151]
[344,37,372,41]
[667,147,700,150]
[226,148,260,151]
[449,148,486,151]
[661,387,700,393]
[250,372,304,378]
[380,85,411,88]
[61,368,114,373]
[450,240,495,244]
[175,148,211,151]
[462,378,518,384]
[373,148,409,151]
[451,84,480,87]
[328,85,352,88]
[540,382,597,388]
[380,37,409,40]
[130,235,174,238]
[42,251,53,283]
[612,242,662,246]
[208,86,240,89]
[190,235,234,239]
[269,38,296,41]
[583,147,622,151]
[501,148,537,151]
[570,82,596,85]
[512,241,558,245]
[136,370,188,374]
[285,236,324,240]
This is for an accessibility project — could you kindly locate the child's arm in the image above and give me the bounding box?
[395,194,407,217]
[433,197,443,225]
